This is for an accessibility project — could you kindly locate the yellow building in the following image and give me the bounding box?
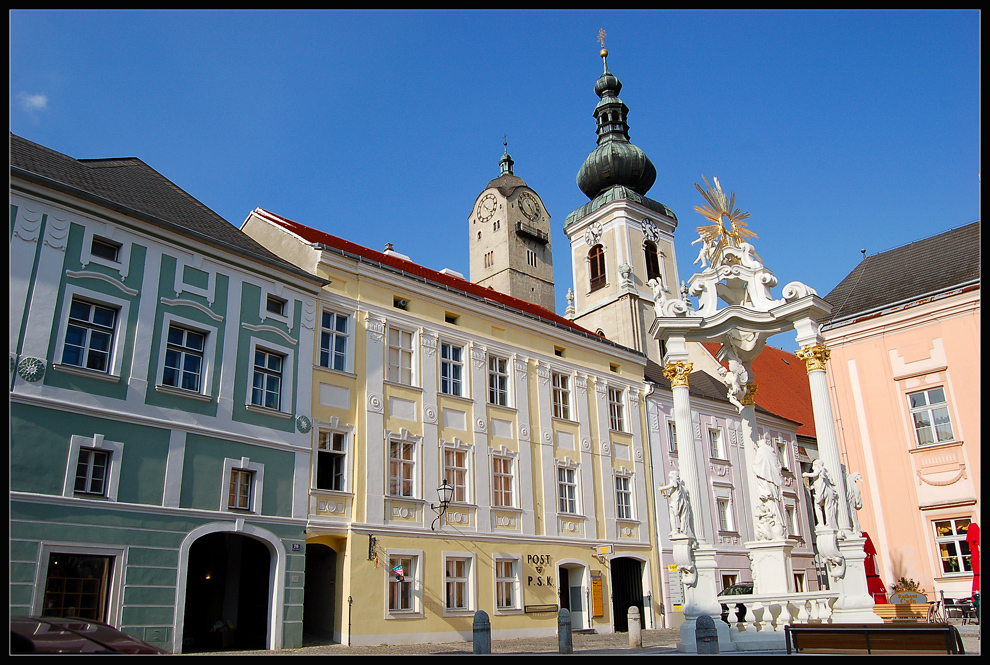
[242,202,662,645]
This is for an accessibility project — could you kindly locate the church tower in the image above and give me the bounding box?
[469,143,555,312]
[564,47,680,363]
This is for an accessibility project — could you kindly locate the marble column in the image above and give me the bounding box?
[663,353,731,651]
[794,333,880,623]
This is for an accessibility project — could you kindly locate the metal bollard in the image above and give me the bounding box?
[557,608,573,654]
[473,610,491,654]
[695,614,719,654]
[628,606,642,648]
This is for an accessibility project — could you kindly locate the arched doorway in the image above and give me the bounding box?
[182,532,272,652]
[610,557,644,633]
[303,544,337,643]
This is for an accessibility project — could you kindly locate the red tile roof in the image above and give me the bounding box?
[702,342,817,438]
[250,208,600,338]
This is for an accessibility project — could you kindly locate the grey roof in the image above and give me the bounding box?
[9,133,324,286]
[822,221,980,327]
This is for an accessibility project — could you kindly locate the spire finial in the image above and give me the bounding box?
[598,29,608,71]
[499,134,514,176]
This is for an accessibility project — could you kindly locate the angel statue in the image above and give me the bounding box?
[691,231,717,269]
[803,458,839,529]
[752,436,785,540]
[717,357,749,413]
[658,470,693,537]
[845,472,864,535]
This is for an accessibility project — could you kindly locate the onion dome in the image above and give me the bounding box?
[576,49,657,200]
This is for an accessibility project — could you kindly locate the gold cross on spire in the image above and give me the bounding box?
[598,28,606,48]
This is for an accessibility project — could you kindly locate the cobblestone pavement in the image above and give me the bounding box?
[186,624,980,656]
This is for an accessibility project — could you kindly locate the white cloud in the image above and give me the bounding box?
[17,92,49,113]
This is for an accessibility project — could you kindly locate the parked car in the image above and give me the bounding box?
[718,582,754,623]
[10,616,166,654]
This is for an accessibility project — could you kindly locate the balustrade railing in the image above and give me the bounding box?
[722,591,840,634]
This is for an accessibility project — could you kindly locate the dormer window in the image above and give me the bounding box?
[91,236,121,262]
[266,295,287,317]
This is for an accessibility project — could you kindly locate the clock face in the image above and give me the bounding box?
[477,193,497,222]
[643,219,660,242]
[519,192,541,221]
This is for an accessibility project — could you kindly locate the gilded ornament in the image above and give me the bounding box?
[693,175,759,268]
[796,344,830,372]
[741,383,758,406]
[662,361,693,388]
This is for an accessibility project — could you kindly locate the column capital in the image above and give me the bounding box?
[740,382,758,406]
[662,361,693,387]
[796,343,830,372]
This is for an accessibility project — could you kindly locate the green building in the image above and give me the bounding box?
[9,134,325,653]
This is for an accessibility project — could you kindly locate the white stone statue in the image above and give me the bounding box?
[691,233,715,269]
[845,471,864,535]
[717,357,749,413]
[803,458,839,529]
[658,470,693,537]
[752,436,786,540]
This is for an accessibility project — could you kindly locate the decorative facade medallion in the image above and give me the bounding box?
[796,344,830,372]
[17,356,46,383]
[662,361,693,388]
[295,415,312,433]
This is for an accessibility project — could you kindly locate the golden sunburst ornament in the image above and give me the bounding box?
[694,175,759,266]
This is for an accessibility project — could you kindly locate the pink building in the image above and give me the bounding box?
[821,222,980,603]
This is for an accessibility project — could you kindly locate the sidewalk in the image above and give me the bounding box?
[186,622,980,656]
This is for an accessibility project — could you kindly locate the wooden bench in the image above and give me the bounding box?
[785,623,964,654]
[872,602,931,621]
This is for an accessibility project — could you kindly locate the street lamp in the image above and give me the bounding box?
[431,478,454,531]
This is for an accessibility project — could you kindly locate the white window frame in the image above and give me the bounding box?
[386,550,422,617]
[442,440,472,504]
[556,463,580,515]
[443,552,476,615]
[319,308,351,373]
[716,496,733,532]
[156,312,216,399]
[608,386,626,432]
[63,434,123,502]
[615,472,634,520]
[260,289,293,328]
[552,371,572,420]
[908,387,956,447]
[81,226,131,275]
[487,354,511,407]
[54,286,131,380]
[708,426,725,460]
[932,517,973,576]
[34,543,126,625]
[388,433,419,498]
[315,428,349,493]
[221,456,265,513]
[493,554,523,613]
[386,326,415,386]
[246,338,294,416]
[440,340,465,397]
[667,419,678,454]
[491,451,517,508]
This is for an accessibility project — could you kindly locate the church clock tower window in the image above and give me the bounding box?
[589,245,606,292]
[645,241,661,282]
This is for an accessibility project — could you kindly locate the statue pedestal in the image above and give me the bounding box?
[745,539,797,595]
[831,534,882,623]
[676,543,736,652]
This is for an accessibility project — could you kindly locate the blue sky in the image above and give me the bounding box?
[10,10,980,350]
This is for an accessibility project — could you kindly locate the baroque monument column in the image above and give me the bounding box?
[661,336,731,652]
[794,320,879,623]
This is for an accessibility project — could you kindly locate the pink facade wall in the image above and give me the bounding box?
[823,287,980,601]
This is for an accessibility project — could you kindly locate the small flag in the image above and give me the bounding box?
[392,564,404,582]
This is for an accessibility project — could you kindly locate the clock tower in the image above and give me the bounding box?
[563,47,680,363]
[469,143,555,312]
